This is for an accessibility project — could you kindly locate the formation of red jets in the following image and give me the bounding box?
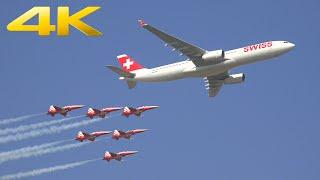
[75,129,148,142]
[47,105,158,118]
[47,104,158,161]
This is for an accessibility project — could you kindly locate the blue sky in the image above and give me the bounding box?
[0,0,319,179]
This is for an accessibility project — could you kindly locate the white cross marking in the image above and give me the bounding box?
[123,59,134,70]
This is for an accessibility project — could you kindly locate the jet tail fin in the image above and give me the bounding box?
[117,54,144,72]
[106,65,135,78]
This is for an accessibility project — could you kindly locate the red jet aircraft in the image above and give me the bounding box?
[122,106,159,117]
[47,105,85,117]
[112,129,148,140]
[103,151,138,161]
[76,131,111,142]
[86,107,122,119]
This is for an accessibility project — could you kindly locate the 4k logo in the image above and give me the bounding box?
[7,6,102,36]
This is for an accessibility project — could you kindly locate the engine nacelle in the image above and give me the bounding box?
[223,73,245,84]
[202,50,225,62]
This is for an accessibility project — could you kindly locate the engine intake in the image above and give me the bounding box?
[202,50,225,62]
[223,73,245,84]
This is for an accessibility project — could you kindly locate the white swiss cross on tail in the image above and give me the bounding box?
[117,54,144,72]
[123,59,134,70]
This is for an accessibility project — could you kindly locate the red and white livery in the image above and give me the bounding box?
[107,20,295,98]
[47,105,85,117]
[76,131,111,142]
[86,107,122,119]
[103,151,138,161]
[122,106,159,117]
[117,54,144,72]
[112,129,148,140]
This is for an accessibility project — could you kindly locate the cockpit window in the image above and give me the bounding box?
[284,41,288,43]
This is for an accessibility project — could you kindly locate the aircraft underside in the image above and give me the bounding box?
[107,20,295,97]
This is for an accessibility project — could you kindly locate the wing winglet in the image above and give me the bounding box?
[138,19,206,61]
[138,19,147,27]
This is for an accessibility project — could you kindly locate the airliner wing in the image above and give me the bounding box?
[204,72,228,97]
[204,78,223,97]
[139,20,206,61]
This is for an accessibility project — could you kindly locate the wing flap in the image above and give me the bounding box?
[204,78,223,97]
[204,72,228,97]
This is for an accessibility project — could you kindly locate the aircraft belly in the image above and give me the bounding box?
[143,73,185,82]
[184,62,232,78]
[137,69,186,82]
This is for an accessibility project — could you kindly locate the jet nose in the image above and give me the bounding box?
[284,41,295,50]
[288,42,295,49]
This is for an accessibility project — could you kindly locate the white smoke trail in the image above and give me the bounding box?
[0,118,104,144]
[0,140,95,164]
[0,116,83,136]
[0,158,100,180]
[0,139,72,160]
[0,113,44,126]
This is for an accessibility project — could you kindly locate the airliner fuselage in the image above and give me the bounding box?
[133,41,294,82]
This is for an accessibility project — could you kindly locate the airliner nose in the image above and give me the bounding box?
[289,42,295,49]
[284,41,295,51]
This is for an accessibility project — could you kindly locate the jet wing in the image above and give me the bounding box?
[88,137,96,141]
[109,152,118,157]
[204,72,228,97]
[82,132,91,137]
[125,130,133,134]
[53,106,62,111]
[139,20,206,62]
[92,108,101,113]
[118,130,126,135]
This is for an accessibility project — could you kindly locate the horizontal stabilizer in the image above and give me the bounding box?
[106,65,135,78]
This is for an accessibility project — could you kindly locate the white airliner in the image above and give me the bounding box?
[107,20,295,97]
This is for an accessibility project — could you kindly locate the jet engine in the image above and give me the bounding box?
[202,50,225,62]
[223,73,245,84]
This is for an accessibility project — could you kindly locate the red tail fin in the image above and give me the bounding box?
[117,54,144,72]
